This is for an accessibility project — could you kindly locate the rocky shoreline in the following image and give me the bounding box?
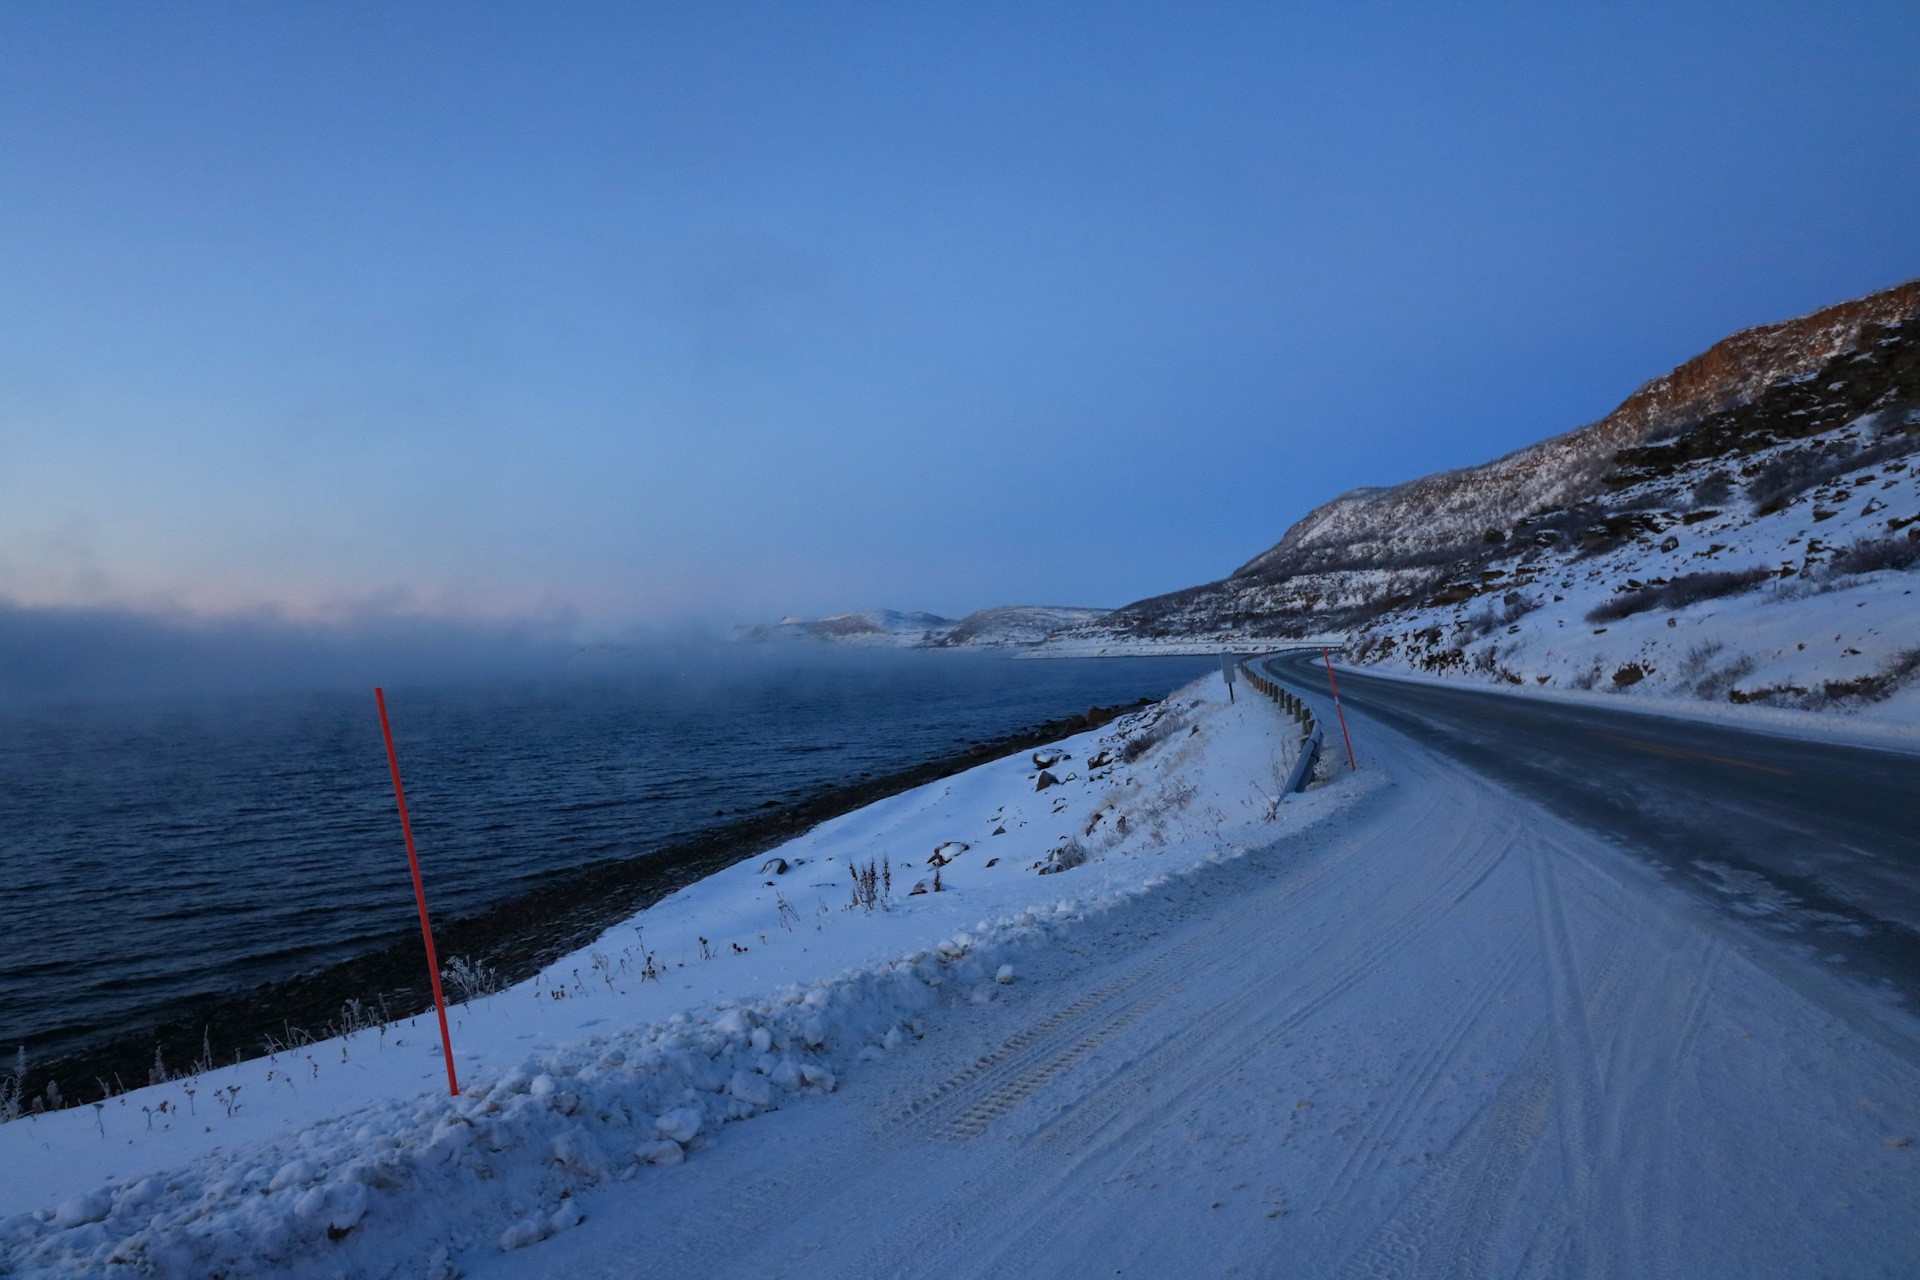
[13,697,1153,1110]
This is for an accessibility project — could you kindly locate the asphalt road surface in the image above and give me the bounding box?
[1263,652,1920,1017]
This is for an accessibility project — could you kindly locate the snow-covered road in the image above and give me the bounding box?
[466,696,1920,1279]
[1270,650,1920,1021]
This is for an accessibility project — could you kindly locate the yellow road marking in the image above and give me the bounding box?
[1588,731,1792,775]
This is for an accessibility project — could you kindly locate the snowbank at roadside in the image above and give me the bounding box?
[0,673,1364,1279]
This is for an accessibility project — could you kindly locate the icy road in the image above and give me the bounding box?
[1265,651,1920,1015]
[472,670,1920,1279]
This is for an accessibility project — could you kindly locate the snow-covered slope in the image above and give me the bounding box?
[1342,423,1920,725]
[1039,281,1920,725]
[734,606,1109,649]
[0,673,1348,1277]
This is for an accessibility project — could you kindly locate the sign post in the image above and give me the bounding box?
[1219,652,1238,703]
[374,688,459,1097]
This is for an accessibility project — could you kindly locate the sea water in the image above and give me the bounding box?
[0,647,1211,1065]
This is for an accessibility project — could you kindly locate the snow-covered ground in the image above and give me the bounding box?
[0,674,1346,1278]
[8,658,1919,1276]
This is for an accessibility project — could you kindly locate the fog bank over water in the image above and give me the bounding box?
[0,600,659,704]
[0,598,1159,707]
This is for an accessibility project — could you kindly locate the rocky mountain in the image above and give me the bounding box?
[732,610,954,647]
[1043,279,1920,649]
[734,605,1110,649]
[920,605,1112,648]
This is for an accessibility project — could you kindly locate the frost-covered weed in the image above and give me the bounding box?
[0,1048,22,1124]
[442,956,504,1004]
[847,859,889,912]
[1040,840,1089,875]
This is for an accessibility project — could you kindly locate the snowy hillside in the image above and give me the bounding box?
[0,674,1350,1278]
[731,610,955,647]
[920,605,1111,647]
[734,605,1109,649]
[1344,420,1919,725]
[1039,281,1920,723]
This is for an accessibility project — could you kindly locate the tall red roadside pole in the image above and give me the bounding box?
[1321,648,1358,772]
[374,688,459,1097]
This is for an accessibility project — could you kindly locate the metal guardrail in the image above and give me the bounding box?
[1235,657,1323,795]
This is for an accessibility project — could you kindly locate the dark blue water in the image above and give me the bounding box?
[0,648,1210,1063]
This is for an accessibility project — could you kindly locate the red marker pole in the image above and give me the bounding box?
[1321,648,1357,772]
[374,688,459,1097]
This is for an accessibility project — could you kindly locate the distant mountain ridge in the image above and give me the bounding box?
[733,605,1110,649]
[1042,279,1920,648]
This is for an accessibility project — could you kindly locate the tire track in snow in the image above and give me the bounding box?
[1605,935,1720,1280]
[913,778,1510,1150]
[1527,847,1606,1276]
[829,794,1477,1280]
[1327,1022,1558,1280]
[970,784,1536,1277]
[1035,824,1529,1164]
[845,769,1533,1280]
[1321,823,1656,1280]
[1309,923,1533,1222]
[888,815,1394,1142]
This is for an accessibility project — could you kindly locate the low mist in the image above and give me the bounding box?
[0,601,613,705]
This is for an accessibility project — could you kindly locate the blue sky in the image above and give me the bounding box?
[1,2,1915,632]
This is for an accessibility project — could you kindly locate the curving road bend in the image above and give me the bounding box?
[1263,651,1920,1023]
[471,659,1920,1280]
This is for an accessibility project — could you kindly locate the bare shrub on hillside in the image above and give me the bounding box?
[1678,642,1758,701]
[1661,568,1774,609]
[1825,535,1919,577]
[1460,592,1543,639]
[1120,711,1189,765]
[1585,569,1770,624]
[1677,640,1723,682]
[1689,472,1733,507]
[1748,431,1920,514]
[1819,648,1920,705]
[1583,584,1663,624]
